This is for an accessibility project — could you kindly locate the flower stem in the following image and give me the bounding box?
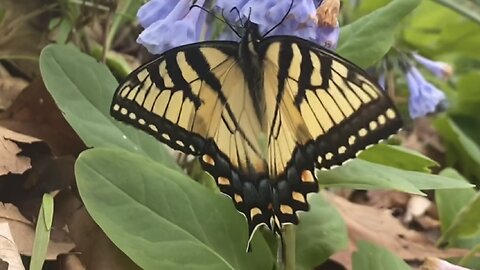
[282,225,296,270]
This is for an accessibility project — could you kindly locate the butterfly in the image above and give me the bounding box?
[110,11,402,247]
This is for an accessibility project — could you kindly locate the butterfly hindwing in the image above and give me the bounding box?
[258,37,402,224]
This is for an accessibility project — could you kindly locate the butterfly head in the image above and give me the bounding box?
[242,20,262,54]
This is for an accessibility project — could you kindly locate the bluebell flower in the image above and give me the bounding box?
[378,72,386,91]
[406,66,447,119]
[137,0,340,53]
[137,0,207,54]
[412,53,453,80]
[315,22,339,49]
[137,0,175,29]
[215,0,249,22]
[241,0,293,33]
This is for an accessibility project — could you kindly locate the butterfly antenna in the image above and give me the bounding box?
[190,4,241,38]
[229,6,244,26]
[262,0,294,38]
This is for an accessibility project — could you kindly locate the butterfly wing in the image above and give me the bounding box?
[259,37,402,225]
[111,42,274,238]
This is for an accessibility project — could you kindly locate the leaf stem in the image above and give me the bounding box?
[283,225,296,270]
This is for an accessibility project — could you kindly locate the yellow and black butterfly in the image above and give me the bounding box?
[111,16,402,245]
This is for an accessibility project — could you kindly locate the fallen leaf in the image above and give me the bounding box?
[419,257,471,270]
[0,202,73,260]
[0,0,52,78]
[0,65,27,111]
[56,253,86,270]
[0,222,24,270]
[0,126,40,176]
[0,78,85,156]
[326,193,469,270]
[57,189,140,270]
[404,195,432,223]
[366,190,410,209]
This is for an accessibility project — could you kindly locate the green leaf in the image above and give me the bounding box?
[107,0,143,49]
[352,241,410,270]
[454,72,480,117]
[436,168,476,231]
[435,168,480,249]
[318,159,473,195]
[39,44,176,167]
[435,116,480,183]
[75,148,273,270]
[433,0,480,26]
[337,0,420,67]
[439,193,480,245]
[295,193,348,270]
[359,144,438,172]
[29,194,54,270]
[351,0,390,20]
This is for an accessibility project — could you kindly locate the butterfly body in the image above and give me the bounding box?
[111,19,402,246]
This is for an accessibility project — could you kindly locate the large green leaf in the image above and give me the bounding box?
[359,144,438,172]
[352,241,410,270]
[295,193,348,270]
[435,168,480,249]
[453,72,480,117]
[337,0,420,67]
[39,44,175,167]
[435,116,480,183]
[75,148,273,270]
[404,1,480,56]
[318,159,473,195]
[439,192,480,246]
[436,168,476,231]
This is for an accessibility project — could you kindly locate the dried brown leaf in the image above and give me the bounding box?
[326,193,469,270]
[0,202,73,259]
[0,126,40,176]
[0,78,85,156]
[0,222,24,270]
[58,190,140,270]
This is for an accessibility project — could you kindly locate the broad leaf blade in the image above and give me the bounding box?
[295,192,348,270]
[337,0,420,67]
[359,144,438,172]
[318,159,473,195]
[353,241,410,270]
[75,148,273,270]
[39,44,175,167]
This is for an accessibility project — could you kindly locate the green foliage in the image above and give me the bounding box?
[435,168,480,255]
[29,194,54,270]
[39,44,177,168]
[352,241,410,270]
[295,193,348,270]
[318,159,472,195]
[75,148,274,270]
[435,116,480,185]
[338,0,420,68]
[359,144,438,172]
[37,0,480,267]
[439,193,480,246]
